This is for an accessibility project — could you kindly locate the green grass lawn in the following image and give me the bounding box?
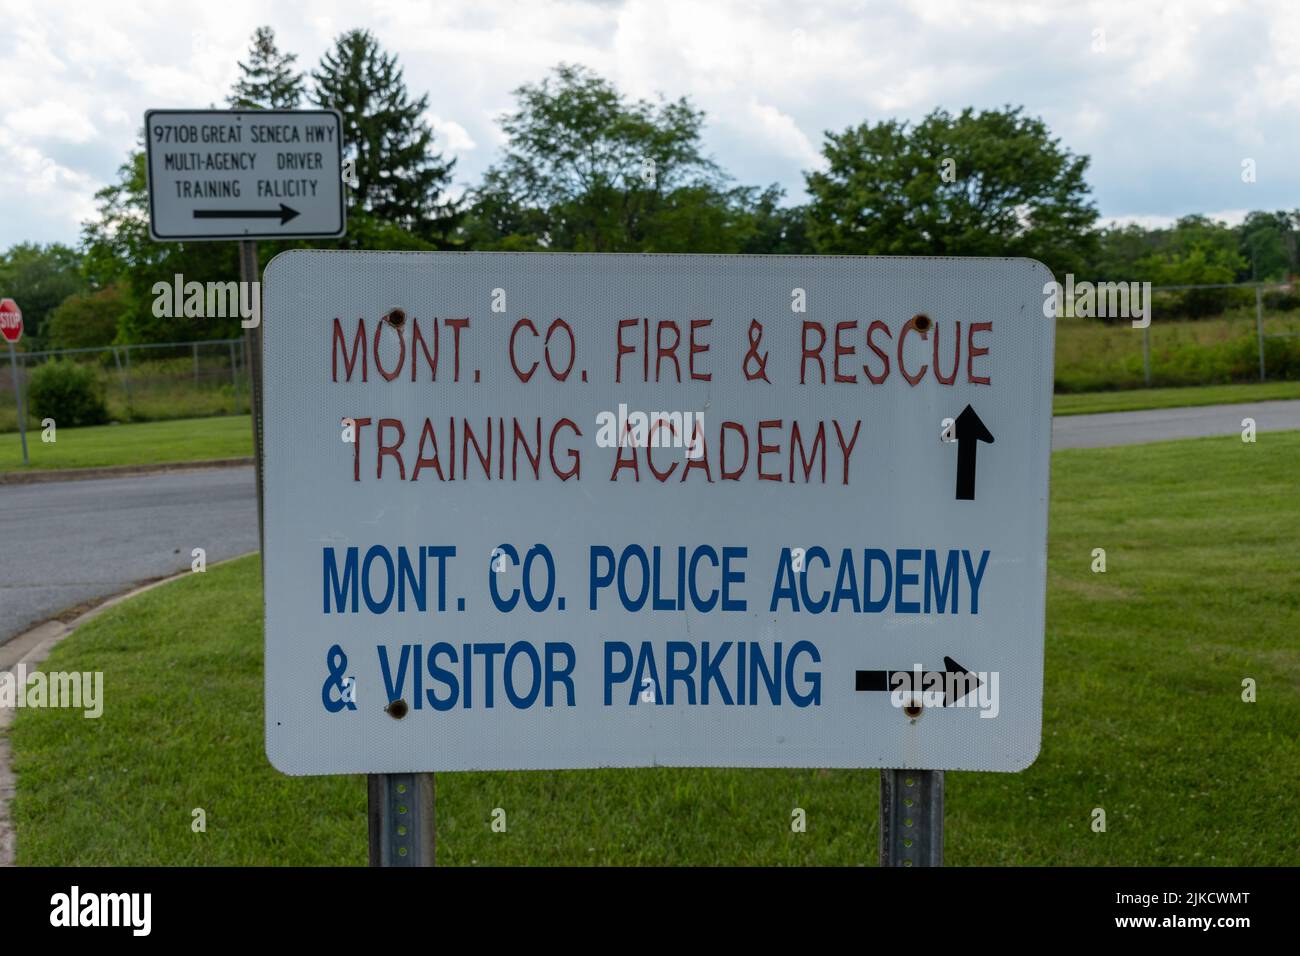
[0,415,251,471]
[1052,380,1300,415]
[9,432,1298,865]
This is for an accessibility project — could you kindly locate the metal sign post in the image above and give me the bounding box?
[879,769,944,866]
[238,239,265,555]
[142,105,346,550]
[6,342,27,466]
[1,299,28,465]
[1255,285,1266,382]
[367,773,436,866]
[143,106,357,847]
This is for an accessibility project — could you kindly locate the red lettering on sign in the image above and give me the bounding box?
[968,321,992,385]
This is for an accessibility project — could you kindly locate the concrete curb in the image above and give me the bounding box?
[0,457,253,485]
[0,552,257,867]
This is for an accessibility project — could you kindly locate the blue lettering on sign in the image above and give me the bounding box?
[360,639,825,712]
[321,645,356,712]
[323,545,455,613]
[895,548,921,613]
[323,547,357,611]
[375,642,577,710]
[924,549,958,613]
[362,545,395,613]
[865,548,891,612]
[603,640,821,707]
[588,544,747,612]
[769,547,990,614]
[963,549,990,613]
[489,543,560,611]
[314,542,991,716]
[325,543,988,616]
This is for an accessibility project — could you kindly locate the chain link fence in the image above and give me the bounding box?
[4,285,1299,433]
[1051,280,1300,392]
[1,338,251,433]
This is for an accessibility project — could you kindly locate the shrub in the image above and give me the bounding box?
[27,360,109,427]
[1262,289,1300,312]
[45,284,125,350]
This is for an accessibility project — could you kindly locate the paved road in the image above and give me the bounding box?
[0,467,258,644]
[1052,398,1300,449]
[2,399,1297,646]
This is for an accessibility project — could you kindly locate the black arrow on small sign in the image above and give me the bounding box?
[855,656,982,707]
[193,203,300,225]
[953,404,994,500]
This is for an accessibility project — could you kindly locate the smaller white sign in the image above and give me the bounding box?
[144,109,346,241]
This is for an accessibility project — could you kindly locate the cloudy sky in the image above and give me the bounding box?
[2,0,1297,250]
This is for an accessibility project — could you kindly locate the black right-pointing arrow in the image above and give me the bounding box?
[193,203,300,225]
[855,656,983,707]
[953,404,994,500]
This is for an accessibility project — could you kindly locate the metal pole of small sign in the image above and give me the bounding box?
[879,769,944,866]
[368,773,436,866]
[6,341,27,465]
[238,239,265,555]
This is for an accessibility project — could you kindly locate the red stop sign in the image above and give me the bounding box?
[0,299,21,344]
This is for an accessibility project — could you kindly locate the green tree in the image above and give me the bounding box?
[80,28,443,346]
[1237,210,1297,282]
[312,29,460,245]
[1134,215,1248,316]
[228,26,305,109]
[79,150,148,292]
[736,186,813,255]
[81,149,243,343]
[44,284,127,349]
[458,167,551,250]
[1090,223,1162,280]
[804,106,1098,275]
[462,64,774,254]
[0,242,86,349]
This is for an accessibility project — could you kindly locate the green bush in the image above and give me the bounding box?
[1263,289,1300,312]
[1256,336,1300,380]
[27,360,109,427]
[44,284,125,350]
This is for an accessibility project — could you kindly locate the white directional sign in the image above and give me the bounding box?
[144,109,345,241]
[263,251,1055,775]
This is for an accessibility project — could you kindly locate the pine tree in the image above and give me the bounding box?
[228,26,305,110]
[312,29,460,245]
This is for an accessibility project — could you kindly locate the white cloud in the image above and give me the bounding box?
[4,103,98,143]
[0,141,100,231]
[1103,208,1251,231]
[0,0,1298,249]
[742,101,824,170]
[427,114,476,153]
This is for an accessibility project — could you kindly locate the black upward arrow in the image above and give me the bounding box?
[855,656,982,707]
[193,203,300,225]
[953,404,994,500]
